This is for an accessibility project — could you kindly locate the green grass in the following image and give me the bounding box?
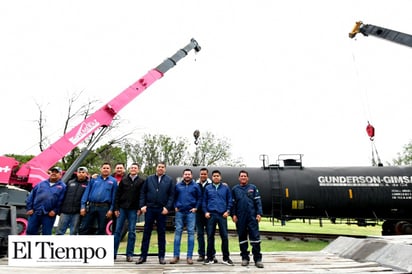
[256,218,382,236]
[118,218,382,254]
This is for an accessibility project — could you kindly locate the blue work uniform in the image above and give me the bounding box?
[26,179,66,235]
[231,183,263,263]
[79,175,117,235]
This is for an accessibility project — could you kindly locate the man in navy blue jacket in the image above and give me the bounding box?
[170,168,201,265]
[202,170,234,266]
[195,167,217,263]
[136,161,175,265]
[26,166,66,235]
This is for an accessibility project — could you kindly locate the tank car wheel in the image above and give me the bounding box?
[16,217,28,235]
[403,223,412,234]
[394,221,411,235]
[381,220,396,235]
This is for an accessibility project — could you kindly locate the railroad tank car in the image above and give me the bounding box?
[167,156,412,236]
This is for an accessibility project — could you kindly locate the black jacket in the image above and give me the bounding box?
[60,177,88,214]
[114,174,144,210]
[139,174,175,210]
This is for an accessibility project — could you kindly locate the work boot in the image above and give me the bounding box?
[255,261,264,268]
[169,257,179,264]
[222,258,234,266]
[135,257,146,264]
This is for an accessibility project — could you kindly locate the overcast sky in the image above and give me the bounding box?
[1,0,411,168]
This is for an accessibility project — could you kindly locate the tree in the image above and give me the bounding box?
[34,91,132,172]
[126,132,244,176]
[5,154,35,165]
[35,102,47,152]
[191,131,244,167]
[126,134,188,175]
[393,140,412,165]
[62,143,128,175]
[33,93,243,174]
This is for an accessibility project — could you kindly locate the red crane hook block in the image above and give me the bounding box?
[366,123,375,140]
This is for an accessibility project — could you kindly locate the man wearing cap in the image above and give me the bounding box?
[26,166,67,235]
[56,166,89,235]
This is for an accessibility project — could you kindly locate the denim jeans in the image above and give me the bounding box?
[173,211,196,258]
[55,213,81,235]
[79,204,109,235]
[140,207,166,259]
[26,213,56,235]
[196,210,206,257]
[196,210,215,258]
[114,208,137,257]
[206,212,230,260]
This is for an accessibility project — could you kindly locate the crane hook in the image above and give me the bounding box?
[366,122,375,141]
[193,129,200,145]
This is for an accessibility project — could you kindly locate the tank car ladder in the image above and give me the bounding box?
[268,164,284,225]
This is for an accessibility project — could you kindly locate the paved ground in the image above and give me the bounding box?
[3,235,411,273]
[0,251,402,273]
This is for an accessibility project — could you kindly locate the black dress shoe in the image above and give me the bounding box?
[159,258,166,264]
[135,257,146,264]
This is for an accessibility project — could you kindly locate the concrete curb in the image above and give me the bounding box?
[323,236,412,273]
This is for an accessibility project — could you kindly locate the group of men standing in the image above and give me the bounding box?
[167,167,264,268]
[25,161,264,268]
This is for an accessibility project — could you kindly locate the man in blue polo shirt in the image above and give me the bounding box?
[79,162,117,235]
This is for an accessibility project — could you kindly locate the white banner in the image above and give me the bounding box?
[8,235,114,266]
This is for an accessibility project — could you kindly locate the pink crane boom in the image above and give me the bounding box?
[0,38,201,188]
